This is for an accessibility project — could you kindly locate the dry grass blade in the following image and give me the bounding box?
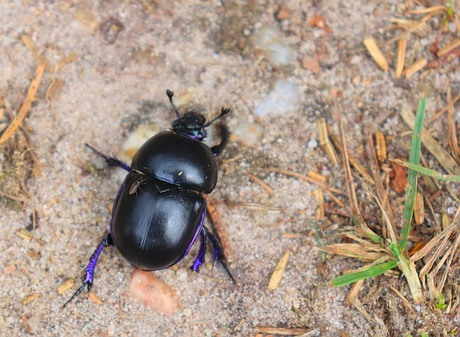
[437,230,459,295]
[396,37,407,78]
[255,326,314,336]
[404,58,427,78]
[363,36,389,71]
[262,167,345,207]
[400,106,460,175]
[0,63,45,144]
[367,133,397,235]
[410,212,459,262]
[407,6,447,14]
[321,243,385,261]
[318,118,339,165]
[345,279,364,306]
[390,286,413,311]
[328,128,374,185]
[427,93,460,124]
[247,173,273,196]
[437,38,460,57]
[21,35,47,67]
[268,250,290,290]
[447,88,460,162]
[362,181,397,243]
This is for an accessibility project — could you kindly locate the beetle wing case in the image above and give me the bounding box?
[131,131,218,193]
[111,173,205,270]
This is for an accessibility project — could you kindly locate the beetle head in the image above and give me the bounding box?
[167,89,230,141]
[171,111,207,140]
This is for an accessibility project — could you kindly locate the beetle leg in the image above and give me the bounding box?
[63,234,113,308]
[204,226,237,285]
[191,228,207,272]
[210,124,229,157]
[85,143,132,172]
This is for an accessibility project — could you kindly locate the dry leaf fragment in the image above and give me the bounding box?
[309,14,331,33]
[268,250,291,290]
[390,161,407,193]
[363,37,389,71]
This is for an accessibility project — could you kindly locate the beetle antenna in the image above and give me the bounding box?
[203,107,231,128]
[166,89,181,118]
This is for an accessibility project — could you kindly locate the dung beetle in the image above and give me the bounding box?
[64,90,235,307]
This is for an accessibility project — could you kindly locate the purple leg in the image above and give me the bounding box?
[85,144,132,172]
[192,228,207,272]
[202,226,237,285]
[63,234,113,308]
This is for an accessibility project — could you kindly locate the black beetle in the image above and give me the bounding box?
[64,90,235,307]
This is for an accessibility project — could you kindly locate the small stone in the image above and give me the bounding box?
[275,5,292,20]
[3,265,16,275]
[254,80,300,116]
[301,55,320,73]
[231,122,264,147]
[308,139,318,148]
[129,270,180,314]
[446,206,455,215]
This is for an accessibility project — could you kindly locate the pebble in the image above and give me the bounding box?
[308,138,318,148]
[231,121,264,147]
[256,26,295,66]
[128,270,180,314]
[254,80,300,116]
[446,206,455,215]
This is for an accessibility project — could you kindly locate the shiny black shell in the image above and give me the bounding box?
[131,131,217,194]
[111,172,205,270]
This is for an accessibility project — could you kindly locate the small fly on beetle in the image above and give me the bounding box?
[63,90,235,307]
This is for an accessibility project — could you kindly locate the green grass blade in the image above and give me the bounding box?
[399,96,426,250]
[331,260,398,287]
[392,159,460,182]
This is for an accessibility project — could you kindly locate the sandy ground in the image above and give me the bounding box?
[0,1,459,336]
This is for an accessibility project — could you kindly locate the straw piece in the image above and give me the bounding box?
[404,58,427,78]
[375,131,387,162]
[447,88,460,162]
[0,63,45,144]
[396,37,407,78]
[413,192,425,225]
[363,37,389,71]
[437,38,460,57]
[268,250,290,290]
[57,279,75,294]
[318,118,339,165]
